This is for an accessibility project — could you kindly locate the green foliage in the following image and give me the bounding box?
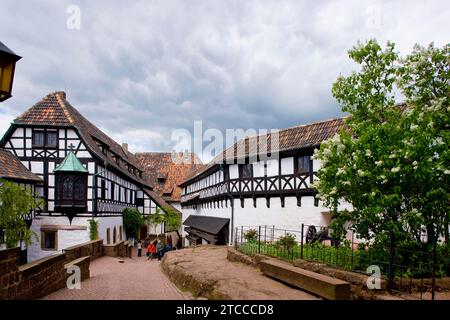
[239,241,449,278]
[313,40,450,249]
[162,206,182,233]
[122,208,144,238]
[244,229,258,242]
[276,233,297,252]
[88,219,99,240]
[145,207,166,234]
[0,179,43,248]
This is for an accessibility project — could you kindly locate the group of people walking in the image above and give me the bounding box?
[136,238,173,261]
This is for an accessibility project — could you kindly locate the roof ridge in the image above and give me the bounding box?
[55,91,74,124]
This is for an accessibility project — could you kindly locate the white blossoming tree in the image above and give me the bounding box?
[313,40,449,249]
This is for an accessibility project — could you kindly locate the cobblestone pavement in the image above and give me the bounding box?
[43,249,190,300]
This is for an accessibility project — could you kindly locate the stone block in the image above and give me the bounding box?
[260,259,351,300]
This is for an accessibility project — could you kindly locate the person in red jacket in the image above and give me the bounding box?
[146,242,157,260]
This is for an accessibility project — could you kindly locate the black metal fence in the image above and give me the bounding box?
[234,224,448,300]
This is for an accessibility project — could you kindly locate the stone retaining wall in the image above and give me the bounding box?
[227,248,386,300]
[103,240,132,258]
[0,248,81,300]
[0,239,105,300]
[64,239,103,262]
[1,238,135,300]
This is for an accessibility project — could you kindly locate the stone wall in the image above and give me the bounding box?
[1,238,136,300]
[103,240,132,258]
[0,240,97,300]
[64,239,103,262]
[0,248,70,300]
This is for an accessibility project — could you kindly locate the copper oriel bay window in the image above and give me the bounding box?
[0,41,21,102]
[54,151,88,222]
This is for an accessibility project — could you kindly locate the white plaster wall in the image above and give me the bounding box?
[313,159,322,171]
[27,215,125,262]
[181,197,353,245]
[253,161,265,178]
[266,159,279,176]
[229,164,239,179]
[281,157,294,175]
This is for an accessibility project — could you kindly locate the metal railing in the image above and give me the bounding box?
[234,224,448,300]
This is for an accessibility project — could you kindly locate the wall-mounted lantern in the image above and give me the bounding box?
[0,41,21,102]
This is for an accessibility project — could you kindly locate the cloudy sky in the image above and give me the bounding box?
[0,0,448,162]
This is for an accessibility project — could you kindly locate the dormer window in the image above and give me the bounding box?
[158,172,168,183]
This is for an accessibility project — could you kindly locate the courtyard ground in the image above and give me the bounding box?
[43,249,189,300]
[162,245,320,300]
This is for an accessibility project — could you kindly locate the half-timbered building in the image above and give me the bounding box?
[135,152,202,211]
[179,118,353,245]
[135,152,202,244]
[0,91,179,261]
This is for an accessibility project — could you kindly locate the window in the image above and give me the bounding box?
[106,228,111,244]
[297,156,311,174]
[100,180,106,199]
[111,183,115,200]
[55,174,87,209]
[62,177,73,199]
[239,164,253,178]
[119,226,123,241]
[73,177,85,200]
[113,227,117,244]
[32,130,58,148]
[135,197,144,207]
[41,231,57,250]
[33,131,45,147]
[46,131,58,148]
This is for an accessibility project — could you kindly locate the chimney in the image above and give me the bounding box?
[122,143,128,153]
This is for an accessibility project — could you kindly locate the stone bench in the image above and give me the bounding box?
[259,259,351,300]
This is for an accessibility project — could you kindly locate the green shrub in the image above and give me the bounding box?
[244,229,258,242]
[88,219,99,240]
[122,208,144,239]
[276,233,296,252]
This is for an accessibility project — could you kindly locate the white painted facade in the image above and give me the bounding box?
[1,121,174,262]
[27,215,125,262]
[180,151,353,245]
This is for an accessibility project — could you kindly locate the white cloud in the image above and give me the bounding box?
[0,0,448,155]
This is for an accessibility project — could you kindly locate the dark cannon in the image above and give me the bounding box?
[305,225,340,247]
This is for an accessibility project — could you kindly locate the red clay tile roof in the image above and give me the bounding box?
[0,148,41,182]
[180,117,348,186]
[12,92,152,188]
[135,152,202,202]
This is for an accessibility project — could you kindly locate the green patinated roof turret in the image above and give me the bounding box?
[54,151,88,173]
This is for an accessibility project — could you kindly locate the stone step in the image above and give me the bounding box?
[259,259,351,300]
